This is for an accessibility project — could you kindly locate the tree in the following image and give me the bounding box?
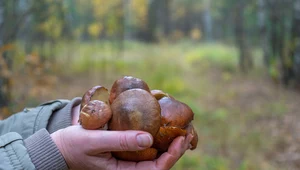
[289,0,300,86]
[142,0,159,42]
[203,0,213,41]
[234,0,253,72]
[0,0,31,110]
[258,0,270,67]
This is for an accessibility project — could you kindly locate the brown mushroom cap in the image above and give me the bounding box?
[81,86,109,111]
[108,89,161,137]
[79,100,112,130]
[186,123,198,150]
[112,148,158,162]
[153,126,187,152]
[109,76,151,104]
[158,97,194,128]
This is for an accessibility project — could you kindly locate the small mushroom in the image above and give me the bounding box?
[79,100,112,130]
[79,85,111,130]
[186,123,198,150]
[81,85,110,111]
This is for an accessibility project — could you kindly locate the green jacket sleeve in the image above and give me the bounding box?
[0,99,70,170]
[0,132,35,170]
[0,100,69,138]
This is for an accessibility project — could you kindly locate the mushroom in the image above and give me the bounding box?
[78,76,198,162]
[109,76,151,104]
[81,85,110,110]
[153,96,197,152]
[79,100,112,130]
[112,148,158,162]
[79,86,111,130]
[108,89,161,136]
[186,123,198,150]
[151,89,170,100]
[108,88,161,161]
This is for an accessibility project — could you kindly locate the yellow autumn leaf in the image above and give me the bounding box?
[88,23,103,38]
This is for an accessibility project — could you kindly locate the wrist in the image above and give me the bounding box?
[71,104,80,125]
[25,129,69,170]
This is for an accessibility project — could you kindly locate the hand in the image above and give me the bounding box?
[51,125,193,170]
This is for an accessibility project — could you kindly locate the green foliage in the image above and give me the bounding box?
[268,59,280,81]
[172,153,202,170]
[174,154,230,170]
[185,43,238,72]
[199,156,230,170]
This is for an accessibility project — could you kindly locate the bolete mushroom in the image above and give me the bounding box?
[186,123,198,150]
[79,100,112,130]
[78,76,198,162]
[80,85,110,110]
[112,148,158,162]
[151,89,170,100]
[108,88,161,161]
[79,85,111,130]
[109,76,151,104]
[153,96,196,152]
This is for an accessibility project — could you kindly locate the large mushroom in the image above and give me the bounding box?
[108,79,161,161]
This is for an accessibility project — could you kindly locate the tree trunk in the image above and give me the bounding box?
[0,0,16,109]
[290,0,300,86]
[123,0,133,40]
[143,0,159,42]
[234,1,252,72]
[203,0,213,41]
[268,0,294,85]
[258,0,270,67]
[156,0,171,38]
[0,0,31,109]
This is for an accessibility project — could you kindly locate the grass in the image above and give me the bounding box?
[8,40,294,170]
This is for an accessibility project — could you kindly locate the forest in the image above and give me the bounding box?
[1,0,300,169]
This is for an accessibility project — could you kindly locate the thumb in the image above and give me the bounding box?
[84,129,153,153]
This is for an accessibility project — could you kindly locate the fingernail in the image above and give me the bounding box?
[137,134,152,148]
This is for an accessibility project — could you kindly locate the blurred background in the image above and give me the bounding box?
[1,0,300,169]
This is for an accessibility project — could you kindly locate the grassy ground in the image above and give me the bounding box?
[6,41,300,170]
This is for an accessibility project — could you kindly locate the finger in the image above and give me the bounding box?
[132,136,186,170]
[84,129,153,153]
[184,133,194,150]
[103,135,192,170]
[155,136,185,169]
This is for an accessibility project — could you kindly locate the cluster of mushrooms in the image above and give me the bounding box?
[79,76,198,161]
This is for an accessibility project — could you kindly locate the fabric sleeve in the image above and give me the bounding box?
[24,97,81,169]
[47,97,81,133]
[0,132,35,170]
[24,128,68,170]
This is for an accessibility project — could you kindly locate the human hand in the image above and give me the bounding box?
[51,125,193,170]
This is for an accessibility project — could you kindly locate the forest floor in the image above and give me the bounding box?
[3,41,300,170]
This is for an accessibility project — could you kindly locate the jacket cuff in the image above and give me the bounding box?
[47,97,81,134]
[24,129,68,170]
